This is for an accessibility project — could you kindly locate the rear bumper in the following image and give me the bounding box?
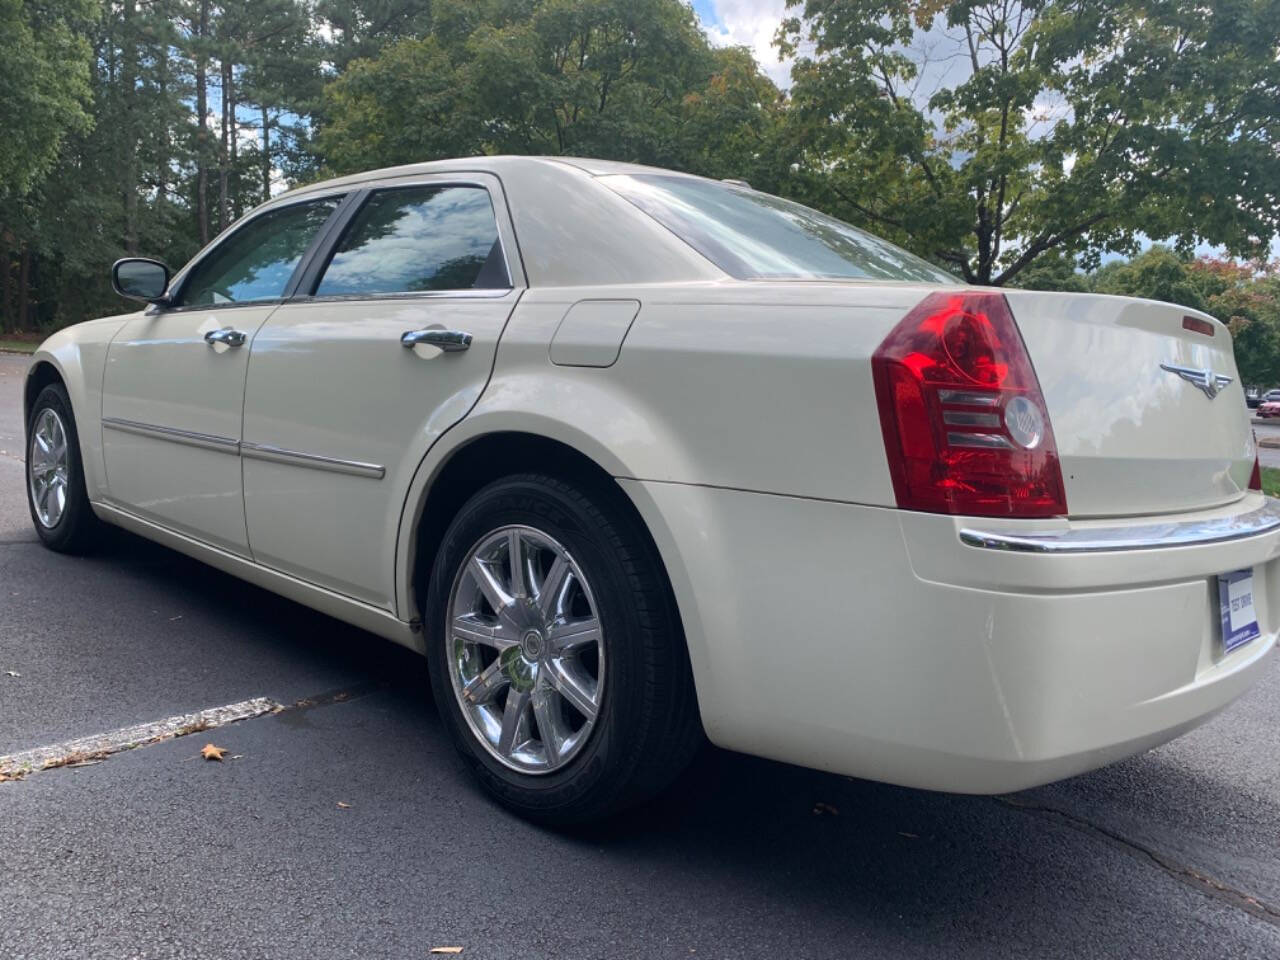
[623,482,1278,793]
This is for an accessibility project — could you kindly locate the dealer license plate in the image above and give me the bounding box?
[1218,569,1260,654]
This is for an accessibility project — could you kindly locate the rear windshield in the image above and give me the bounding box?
[602,173,956,284]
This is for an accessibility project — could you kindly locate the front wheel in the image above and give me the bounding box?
[425,473,701,824]
[26,383,102,554]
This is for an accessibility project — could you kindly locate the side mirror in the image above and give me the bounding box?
[112,258,171,304]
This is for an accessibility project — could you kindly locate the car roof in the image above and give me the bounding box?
[248,157,726,288]
[279,155,702,199]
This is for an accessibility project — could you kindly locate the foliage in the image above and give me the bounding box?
[1019,246,1280,385]
[0,0,96,200]
[2,0,1277,340]
[315,0,784,180]
[779,0,1280,285]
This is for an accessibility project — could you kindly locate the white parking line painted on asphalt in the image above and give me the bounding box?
[0,696,280,778]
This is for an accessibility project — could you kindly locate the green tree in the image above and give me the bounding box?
[0,0,95,199]
[314,0,784,179]
[779,0,1280,285]
[1092,246,1207,308]
[0,0,95,330]
[316,0,436,69]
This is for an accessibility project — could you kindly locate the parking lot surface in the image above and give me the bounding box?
[3,350,1280,959]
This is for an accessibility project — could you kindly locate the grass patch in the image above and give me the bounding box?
[1261,467,1280,498]
[0,338,37,354]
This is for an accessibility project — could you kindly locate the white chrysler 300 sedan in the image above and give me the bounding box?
[24,156,1276,822]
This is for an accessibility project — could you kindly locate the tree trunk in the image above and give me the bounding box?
[1,250,12,332]
[219,59,230,232]
[228,65,239,219]
[261,102,271,202]
[157,54,169,205]
[122,0,139,254]
[195,0,210,244]
[17,247,31,330]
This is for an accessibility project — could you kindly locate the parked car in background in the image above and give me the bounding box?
[1246,386,1261,408]
[23,156,1276,823]
[1260,399,1280,418]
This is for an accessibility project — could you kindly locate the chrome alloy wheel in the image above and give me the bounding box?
[28,408,70,529]
[447,525,605,774]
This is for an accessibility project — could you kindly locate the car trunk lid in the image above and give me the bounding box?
[1002,289,1254,518]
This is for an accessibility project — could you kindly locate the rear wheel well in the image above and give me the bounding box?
[412,433,665,622]
[24,362,65,433]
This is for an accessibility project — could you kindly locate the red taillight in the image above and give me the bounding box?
[872,291,1067,518]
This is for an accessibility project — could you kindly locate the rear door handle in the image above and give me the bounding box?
[204,327,247,347]
[401,329,472,352]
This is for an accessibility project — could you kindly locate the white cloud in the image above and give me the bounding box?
[696,0,793,88]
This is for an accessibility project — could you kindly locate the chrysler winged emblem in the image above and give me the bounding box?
[1160,362,1233,400]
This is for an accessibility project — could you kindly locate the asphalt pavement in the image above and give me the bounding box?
[1254,418,1280,469]
[3,349,1280,959]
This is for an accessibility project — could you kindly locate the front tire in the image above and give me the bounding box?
[425,473,701,824]
[26,383,101,554]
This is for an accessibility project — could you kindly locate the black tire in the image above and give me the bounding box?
[425,472,702,825]
[26,383,102,554]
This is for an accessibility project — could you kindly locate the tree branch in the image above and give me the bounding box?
[935,249,977,284]
[828,183,906,230]
[993,212,1109,285]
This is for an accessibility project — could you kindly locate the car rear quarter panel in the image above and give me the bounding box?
[462,281,942,499]
[394,280,936,720]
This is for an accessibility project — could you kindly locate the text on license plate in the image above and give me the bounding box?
[1218,569,1260,654]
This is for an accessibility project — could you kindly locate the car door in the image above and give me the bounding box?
[241,175,524,608]
[100,194,345,555]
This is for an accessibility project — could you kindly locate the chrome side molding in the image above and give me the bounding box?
[102,416,239,454]
[102,417,385,480]
[240,441,385,480]
[960,498,1280,554]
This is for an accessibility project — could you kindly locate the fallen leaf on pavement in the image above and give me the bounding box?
[337,802,352,809]
[0,770,25,783]
[201,743,227,761]
[429,949,463,955]
[4,670,19,678]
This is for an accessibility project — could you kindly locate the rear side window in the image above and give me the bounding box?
[178,197,342,306]
[314,185,510,297]
[602,174,956,284]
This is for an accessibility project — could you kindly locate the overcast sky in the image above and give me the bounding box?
[689,0,1275,261]
[692,0,794,87]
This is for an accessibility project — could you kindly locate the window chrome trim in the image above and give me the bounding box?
[289,286,514,305]
[161,191,351,312]
[959,498,1280,554]
[240,441,385,480]
[101,417,240,454]
[297,176,519,301]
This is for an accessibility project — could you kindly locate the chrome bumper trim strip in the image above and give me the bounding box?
[240,441,385,480]
[959,498,1280,554]
[101,417,239,454]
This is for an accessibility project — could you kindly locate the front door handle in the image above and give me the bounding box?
[401,329,472,352]
[204,327,247,347]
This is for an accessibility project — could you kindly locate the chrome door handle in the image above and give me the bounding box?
[204,327,247,347]
[401,329,472,352]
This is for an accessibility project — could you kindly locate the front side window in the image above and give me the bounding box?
[602,174,956,284]
[177,197,342,306]
[313,185,509,297]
